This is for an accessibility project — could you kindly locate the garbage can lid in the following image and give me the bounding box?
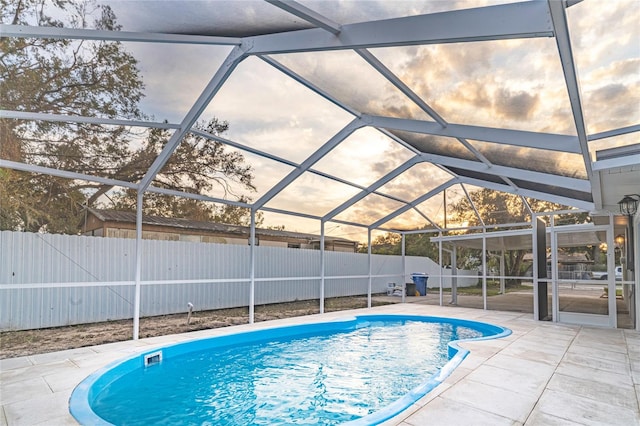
[411,272,428,276]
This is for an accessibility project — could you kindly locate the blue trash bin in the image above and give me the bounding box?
[411,273,429,296]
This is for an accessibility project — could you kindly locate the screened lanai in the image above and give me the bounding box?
[1,0,639,337]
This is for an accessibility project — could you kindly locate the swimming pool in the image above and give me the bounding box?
[70,314,510,425]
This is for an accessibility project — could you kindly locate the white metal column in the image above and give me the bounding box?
[249,209,256,323]
[532,216,540,321]
[438,233,443,306]
[550,215,558,322]
[482,232,487,310]
[401,233,406,303]
[320,221,325,314]
[367,229,372,308]
[634,213,640,330]
[133,192,143,340]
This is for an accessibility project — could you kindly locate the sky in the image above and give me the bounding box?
[33,0,640,241]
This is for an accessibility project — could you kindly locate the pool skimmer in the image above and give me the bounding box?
[144,351,163,367]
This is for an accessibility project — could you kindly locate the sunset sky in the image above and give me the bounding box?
[41,1,640,240]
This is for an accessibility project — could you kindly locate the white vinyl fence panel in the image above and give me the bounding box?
[1,231,437,331]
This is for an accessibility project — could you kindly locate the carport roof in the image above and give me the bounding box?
[432,226,607,251]
[1,0,638,235]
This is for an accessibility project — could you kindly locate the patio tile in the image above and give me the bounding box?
[524,409,588,425]
[528,323,581,335]
[627,342,640,361]
[546,372,637,410]
[554,361,633,388]
[574,329,626,347]
[457,341,503,358]
[457,353,488,370]
[441,366,472,386]
[67,351,130,370]
[574,338,627,355]
[405,396,518,426]
[0,407,7,426]
[3,390,72,426]
[0,357,32,371]
[0,360,76,385]
[624,335,640,352]
[535,388,640,426]
[465,364,550,396]
[33,414,77,426]
[0,377,51,406]
[631,366,640,385]
[438,378,538,423]
[87,339,154,353]
[567,343,630,363]
[499,341,567,365]
[484,353,556,377]
[28,347,97,365]
[43,367,97,393]
[525,327,578,341]
[413,382,452,408]
[562,352,631,375]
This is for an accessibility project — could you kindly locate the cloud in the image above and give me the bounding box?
[580,58,640,133]
[376,162,454,202]
[335,193,406,226]
[125,43,231,122]
[589,84,629,104]
[88,0,637,238]
[492,87,540,120]
[372,37,568,134]
[585,83,639,133]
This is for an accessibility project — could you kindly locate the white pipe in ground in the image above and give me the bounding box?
[187,302,194,325]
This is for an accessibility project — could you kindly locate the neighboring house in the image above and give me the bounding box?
[80,209,358,252]
[523,252,594,279]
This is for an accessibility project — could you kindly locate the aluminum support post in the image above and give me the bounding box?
[482,233,487,310]
[500,250,506,294]
[320,221,325,314]
[249,210,256,323]
[367,230,372,308]
[133,192,143,340]
[451,246,458,305]
[401,234,406,303]
[439,235,444,306]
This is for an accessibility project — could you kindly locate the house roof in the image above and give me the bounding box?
[87,209,356,244]
[523,252,593,264]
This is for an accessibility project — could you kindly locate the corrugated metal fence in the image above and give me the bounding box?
[0,231,433,330]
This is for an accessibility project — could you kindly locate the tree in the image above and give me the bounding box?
[100,119,258,226]
[358,189,590,286]
[361,232,402,255]
[358,230,439,260]
[448,188,589,285]
[1,0,256,232]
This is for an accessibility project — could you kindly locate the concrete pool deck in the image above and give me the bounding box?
[1,304,639,425]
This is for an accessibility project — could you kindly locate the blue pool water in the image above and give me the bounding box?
[70,315,510,425]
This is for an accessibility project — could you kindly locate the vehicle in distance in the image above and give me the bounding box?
[592,266,623,280]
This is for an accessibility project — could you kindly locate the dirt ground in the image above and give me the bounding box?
[0,296,393,359]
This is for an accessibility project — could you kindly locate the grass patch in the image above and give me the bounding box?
[603,287,623,297]
[437,281,532,297]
